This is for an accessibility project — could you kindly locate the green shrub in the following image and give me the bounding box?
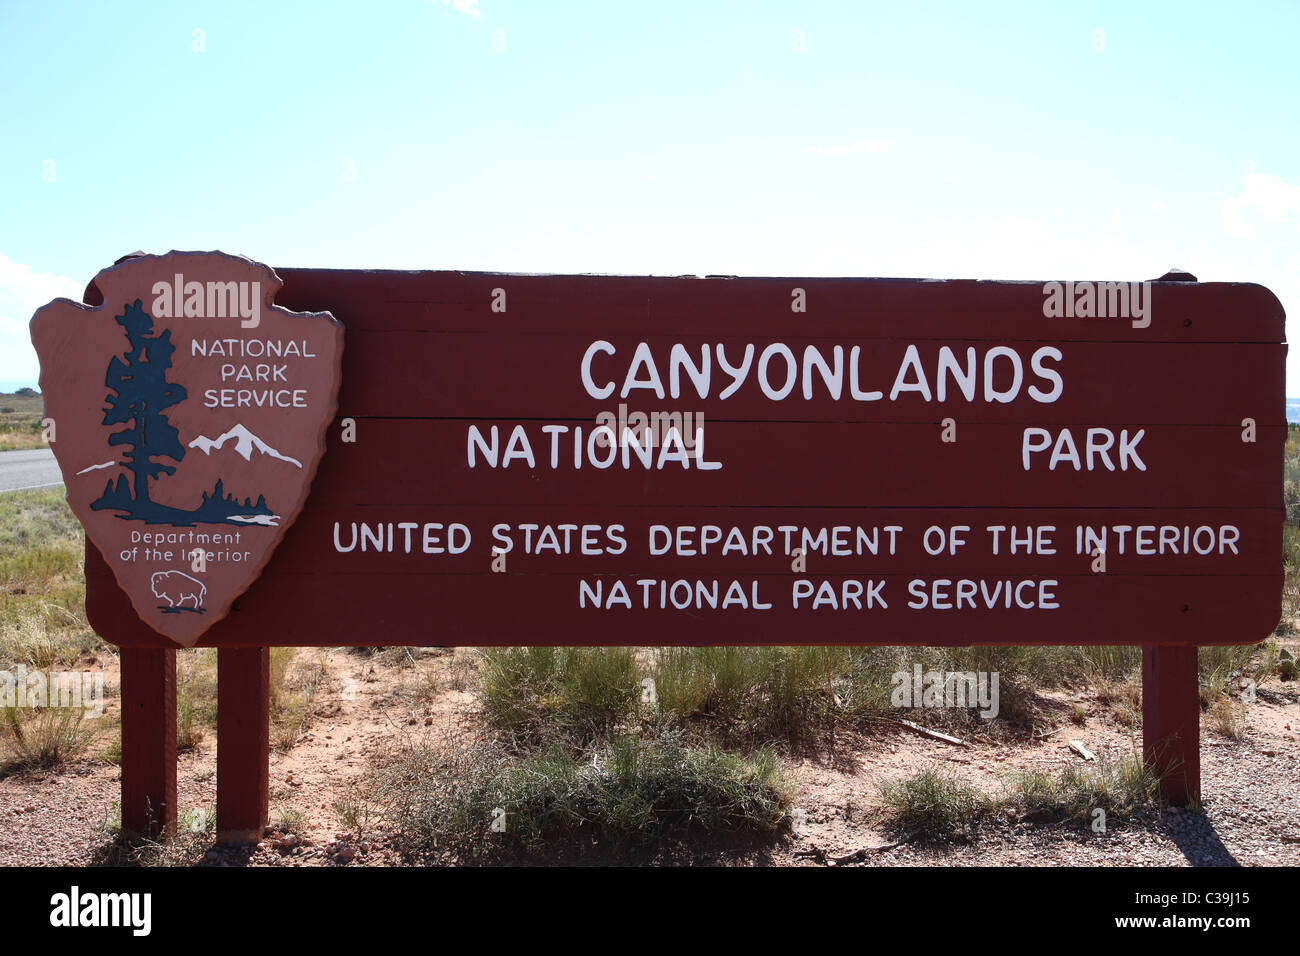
[1005,752,1159,822]
[1,702,99,773]
[479,647,638,744]
[879,769,993,831]
[367,730,792,856]
[650,646,898,736]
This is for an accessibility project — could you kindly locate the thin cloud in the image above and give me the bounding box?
[0,253,81,383]
[428,0,482,19]
[1222,167,1300,238]
[807,136,896,158]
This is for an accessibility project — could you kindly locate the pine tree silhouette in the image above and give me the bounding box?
[90,300,276,526]
[100,299,187,505]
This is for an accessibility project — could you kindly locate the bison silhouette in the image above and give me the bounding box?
[151,570,207,612]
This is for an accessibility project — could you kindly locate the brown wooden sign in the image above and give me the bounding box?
[68,265,1284,649]
[31,252,343,647]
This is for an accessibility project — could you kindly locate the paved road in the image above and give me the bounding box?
[0,448,62,493]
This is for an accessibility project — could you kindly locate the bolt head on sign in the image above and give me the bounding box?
[29,251,344,647]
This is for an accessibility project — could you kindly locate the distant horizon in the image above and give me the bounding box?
[7,384,1300,424]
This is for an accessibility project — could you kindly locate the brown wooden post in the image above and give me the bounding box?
[119,647,177,837]
[1142,645,1201,805]
[217,646,271,843]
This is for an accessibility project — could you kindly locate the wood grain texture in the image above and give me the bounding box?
[85,270,1286,649]
[1143,645,1201,805]
[216,647,270,843]
[118,647,177,835]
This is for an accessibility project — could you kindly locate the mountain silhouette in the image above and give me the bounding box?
[187,424,302,469]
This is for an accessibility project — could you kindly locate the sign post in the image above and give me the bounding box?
[32,254,1285,833]
[118,647,177,836]
[216,647,270,842]
[1142,645,1201,804]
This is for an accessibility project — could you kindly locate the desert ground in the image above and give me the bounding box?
[0,638,1296,867]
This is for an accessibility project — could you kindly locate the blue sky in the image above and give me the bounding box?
[1,0,1297,389]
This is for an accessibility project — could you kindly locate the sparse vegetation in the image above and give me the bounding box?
[650,645,885,737]
[649,644,1146,739]
[93,803,216,866]
[1096,674,1142,728]
[1208,696,1247,740]
[176,649,217,751]
[363,728,792,857]
[0,490,107,773]
[1199,644,1270,707]
[270,647,328,750]
[1005,753,1160,823]
[0,703,99,773]
[1279,647,1298,681]
[881,753,1161,833]
[880,768,994,832]
[0,488,95,666]
[0,611,98,670]
[466,634,1289,754]
[479,646,638,745]
[0,391,46,451]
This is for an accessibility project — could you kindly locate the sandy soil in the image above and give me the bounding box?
[1,646,1297,867]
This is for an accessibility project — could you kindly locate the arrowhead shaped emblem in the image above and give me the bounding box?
[30,251,343,647]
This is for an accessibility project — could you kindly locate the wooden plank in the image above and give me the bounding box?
[118,646,177,836]
[216,646,270,843]
[257,505,1281,576]
[1142,645,1201,805]
[65,265,1282,654]
[275,271,1285,343]
[299,419,1283,509]
[88,553,1282,648]
[324,334,1283,425]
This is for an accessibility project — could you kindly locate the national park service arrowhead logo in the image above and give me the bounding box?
[30,251,343,647]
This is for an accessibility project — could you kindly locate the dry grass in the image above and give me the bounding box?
[270,648,328,750]
[1208,697,1248,740]
[93,804,216,866]
[880,752,1160,833]
[359,726,793,858]
[0,704,100,774]
[479,646,639,746]
[176,649,217,752]
[0,392,46,451]
[0,489,95,665]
